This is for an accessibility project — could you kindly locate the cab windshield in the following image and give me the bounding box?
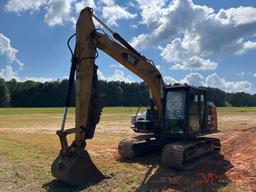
[165,91,185,120]
[164,90,185,134]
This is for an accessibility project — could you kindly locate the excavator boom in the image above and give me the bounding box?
[51,7,165,185]
[94,32,164,124]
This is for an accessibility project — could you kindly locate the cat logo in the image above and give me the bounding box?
[121,52,139,66]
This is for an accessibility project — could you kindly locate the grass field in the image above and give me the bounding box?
[0,107,256,192]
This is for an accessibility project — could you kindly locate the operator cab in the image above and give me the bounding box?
[163,84,217,138]
[132,84,218,138]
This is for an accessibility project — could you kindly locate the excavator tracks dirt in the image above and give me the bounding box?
[119,135,220,170]
[118,134,164,158]
[161,137,221,169]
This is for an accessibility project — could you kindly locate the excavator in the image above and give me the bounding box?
[51,7,220,185]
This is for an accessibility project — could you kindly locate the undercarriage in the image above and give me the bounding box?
[118,134,220,169]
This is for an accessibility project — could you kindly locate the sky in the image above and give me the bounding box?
[0,0,256,94]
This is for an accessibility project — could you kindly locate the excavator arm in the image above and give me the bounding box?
[75,8,165,141]
[51,7,165,185]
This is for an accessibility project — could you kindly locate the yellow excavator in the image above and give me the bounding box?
[51,7,220,185]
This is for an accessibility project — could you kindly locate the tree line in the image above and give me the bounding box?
[0,78,256,107]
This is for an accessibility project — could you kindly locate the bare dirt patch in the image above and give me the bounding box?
[219,127,256,183]
[131,127,256,192]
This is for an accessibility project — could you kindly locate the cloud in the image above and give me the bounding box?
[206,73,252,93]
[0,65,19,81]
[237,71,252,78]
[44,0,75,26]
[0,64,55,82]
[130,24,138,29]
[163,72,252,93]
[100,0,114,6]
[0,33,53,82]
[163,76,177,85]
[0,33,22,81]
[171,56,218,70]
[5,0,47,13]
[97,69,134,83]
[5,0,136,27]
[136,0,168,28]
[0,33,19,63]
[75,0,96,13]
[5,0,75,26]
[0,33,24,69]
[131,0,214,49]
[182,72,205,87]
[75,0,137,27]
[109,64,124,69]
[160,38,218,70]
[235,41,256,55]
[102,4,137,26]
[22,76,55,82]
[132,0,256,70]
[164,73,205,86]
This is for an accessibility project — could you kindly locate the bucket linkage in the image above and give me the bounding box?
[51,129,104,185]
[51,48,104,185]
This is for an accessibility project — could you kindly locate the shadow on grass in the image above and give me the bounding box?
[43,179,84,192]
[43,152,232,191]
[119,153,233,192]
[43,178,105,192]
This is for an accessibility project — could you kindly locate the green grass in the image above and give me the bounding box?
[0,107,143,115]
[0,107,255,191]
[0,107,71,115]
[217,107,256,130]
[1,106,255,115]
[217,107,256,115]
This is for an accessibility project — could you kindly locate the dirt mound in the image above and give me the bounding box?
[133,127,256,192]
[219,127,256,182]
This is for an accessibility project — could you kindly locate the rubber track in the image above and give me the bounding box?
[118,134,157,158]
[161,138,220,169]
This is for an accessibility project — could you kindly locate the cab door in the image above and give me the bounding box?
[189,94,200,134]
[188,92,206,136]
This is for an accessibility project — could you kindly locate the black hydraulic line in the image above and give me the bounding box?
[92,13,156,67]
[63,31,98,116]
[112,32,156,68]
[61,31,98,132]
[65,54,77,107]
[65,34,77,107]
[59,35,77,132]
[113,33,142,57]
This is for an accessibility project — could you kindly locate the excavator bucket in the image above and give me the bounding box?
[51,149,105,185]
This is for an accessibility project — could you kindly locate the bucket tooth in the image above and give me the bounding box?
[51,150,105,185]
